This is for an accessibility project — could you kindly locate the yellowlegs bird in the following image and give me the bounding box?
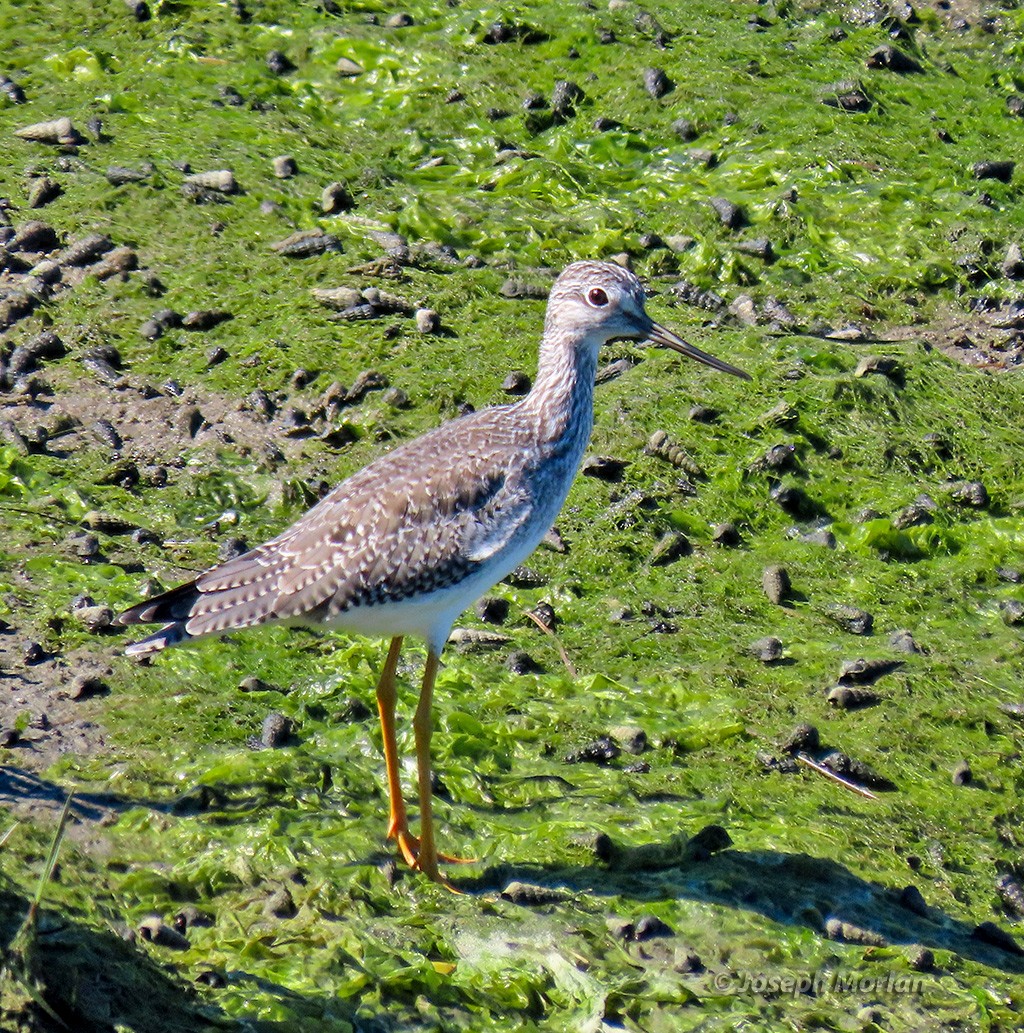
[116,261,749,884]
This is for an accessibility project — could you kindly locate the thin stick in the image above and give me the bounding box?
[524,609,577,678]
[796,753,878,800]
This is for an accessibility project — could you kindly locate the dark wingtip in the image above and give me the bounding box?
[123,623,191,656]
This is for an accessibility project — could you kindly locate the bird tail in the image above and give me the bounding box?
[115,581,202,655]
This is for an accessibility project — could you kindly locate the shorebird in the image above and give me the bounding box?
[116,260,749,884]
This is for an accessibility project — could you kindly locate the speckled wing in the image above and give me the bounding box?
[120,407,535,645]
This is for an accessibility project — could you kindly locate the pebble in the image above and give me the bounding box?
[506,651,543,675]
[710,197,745,230]
[264,885,297,918]
[971,921,1024,955]
[107,165,150,185]
[321,181,353,214]
[565,737,620,765]
[415,308,440,333]
[822,81,872,112]
[501,370,531,394]
[689,404,719,423]
[780,722,819,754]
[907,946,934,971]
[824,604,873,635]
[951,759,972,786]
[643,67,673,99]
[138,917,190,950]
[1002,243,1024,279]
[76,606,114,633]
[735,237,774,261]
[749,636,783,663]
[1001,600,1024,627]
[761,564,791,605]
[265,49,295,75]
[609,726,647,754]
[474,596,509,624]
[973,161,1014,183]
[898,884,929,917]
[648,532,690,566]
[824,918,887,947]
[272,155,297,178]
[866,44,923,73]
[500,881,568,905]
[996,874,1024,918]
[336,57,363,77]
[819,750,896,791]
[581,455,627,481]
[633,915,673,940]
[260,712,292,748]
[69,674,109,700]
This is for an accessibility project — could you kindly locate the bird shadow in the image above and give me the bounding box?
[453,833,1024,976]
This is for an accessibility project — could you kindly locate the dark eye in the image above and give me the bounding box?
[587,287,609,307]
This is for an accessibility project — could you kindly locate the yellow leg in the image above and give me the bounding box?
[412,649,442,881]
[376,636,419,867]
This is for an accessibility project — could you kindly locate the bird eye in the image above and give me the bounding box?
[587,287,609,307]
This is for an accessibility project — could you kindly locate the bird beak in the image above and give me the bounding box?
[645,320,751,381]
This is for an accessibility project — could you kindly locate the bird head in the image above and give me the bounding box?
[548,260,750,380]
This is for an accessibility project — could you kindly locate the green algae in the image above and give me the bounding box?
[2,0,1024,1030]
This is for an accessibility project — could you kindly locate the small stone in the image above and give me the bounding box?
[711,522,740,547]
[415,308,440,334]
[971,921,1024,955]
[672,118,698,141]
[565,737,620,765]
[780,723,819,754]
[384,12,413,28]
[951,760,972,786]
[500,881,568,905]
[824,604,873,635]
[238,676,280,693]
[474,596,509,624]
[501,370,531,395]
[749,637,783,663]
[76,606,114,633]
[265,50,295,75]
[729,294,757,324]
[633,915,673,940]
[866,44,923,73]
[710,197,745,230]
[973,161,1014,183]
[948,480,988,508]
[506,651,543,675]
[70,674,109,700]
[761,565,791,605]
[996,874,1024,918]
[264,885,297,918]
[581,455,628,481]
[321,181,354,214]
[272,155,297,178]
[609,726,647,754]
[1002,243,1024,279]
[260,712,292,748]
[1001,600,1024,627]
[648,531,691,566]
[898,884,929,917]
[908,946,934,971]
[643,67,673,99]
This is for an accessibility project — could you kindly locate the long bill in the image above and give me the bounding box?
[646,321,751,381]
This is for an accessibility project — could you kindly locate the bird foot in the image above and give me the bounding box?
[390,828,475,891]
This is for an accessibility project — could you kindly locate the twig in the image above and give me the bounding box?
[796,753,878,800]
[523,610,577,678]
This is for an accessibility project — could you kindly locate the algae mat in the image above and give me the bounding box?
[1,1,1024,1030]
